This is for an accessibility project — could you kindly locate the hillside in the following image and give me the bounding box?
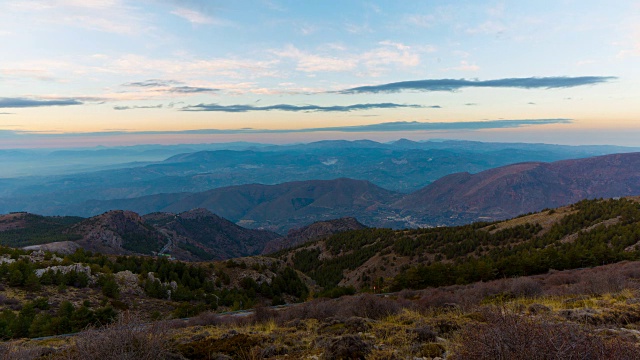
[262,217,367,254]
[0,212,84,247]
[272,197,640,292]
[66,210,168,256]
[0,210,283,261]
[74,178,400,232]
[397,152,640,224]
[143,208,281,260]
[2,202,640,358]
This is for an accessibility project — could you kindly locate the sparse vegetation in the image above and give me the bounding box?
[1,198,640,358]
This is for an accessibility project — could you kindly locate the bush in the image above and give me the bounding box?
[509,277,543,297]
[322,334,371,360]
[450,308,640,360]
[69,312,175,360]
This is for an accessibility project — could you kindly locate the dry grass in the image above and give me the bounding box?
[66,312,175,360]
[6,261,640,359]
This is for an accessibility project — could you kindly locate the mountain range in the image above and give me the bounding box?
[2,139,639,216]
[59,152,640,231]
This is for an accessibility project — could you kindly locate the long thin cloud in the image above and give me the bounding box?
[122,79,182,87]
[114,105,163,111]
[122,80,218,93]
[182,102,432,113]
[0,98,83,108]
[339,76,617,94]
[0,119,571,138]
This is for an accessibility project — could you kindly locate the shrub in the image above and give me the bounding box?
[450,308,640,360]
[322,334,371,360]
[69,312,175,360]
[509,277,543,297]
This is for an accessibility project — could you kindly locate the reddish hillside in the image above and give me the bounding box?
[396,152,640,223]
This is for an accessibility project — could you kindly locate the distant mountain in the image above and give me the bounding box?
[143,208,281,260]
[156,178,398,233]
[66,152,640,230]
[4,139,639,215]
[262,217,367,254]
[397,152,640,224]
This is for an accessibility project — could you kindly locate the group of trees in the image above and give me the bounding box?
[0,298,116,339]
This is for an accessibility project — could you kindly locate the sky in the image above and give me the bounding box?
[0,0,639,148]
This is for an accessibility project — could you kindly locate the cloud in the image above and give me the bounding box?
[121,79,218,94]
[339,76,617,94]
[445,61,480,72]
[171,8,221,25]
[113,104,163,110]
[182,102,431,113]
[168,86,218,93]
[0,97,83,108]
[273,45,357,72]
[122,79,182,87]
[272,41,422,75]
[7,0,149,35]
[0,119,572,138]
[0,112,14,115]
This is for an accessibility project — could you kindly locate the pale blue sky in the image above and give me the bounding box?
[0,0,638,148]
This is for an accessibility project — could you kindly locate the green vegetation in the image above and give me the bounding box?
[393,198,640,290]
[0,246,309,339]
[0,214,83,247]
[280,198,640,292]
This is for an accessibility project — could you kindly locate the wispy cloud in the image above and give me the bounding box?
[7,0,150,35]
[339,76,617,94]
[445,61,480,72]
[181,102,431,113]
[272,41,421,75]
[0,97,83,108]
[113,104,163,110]
[171,7,220,25]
